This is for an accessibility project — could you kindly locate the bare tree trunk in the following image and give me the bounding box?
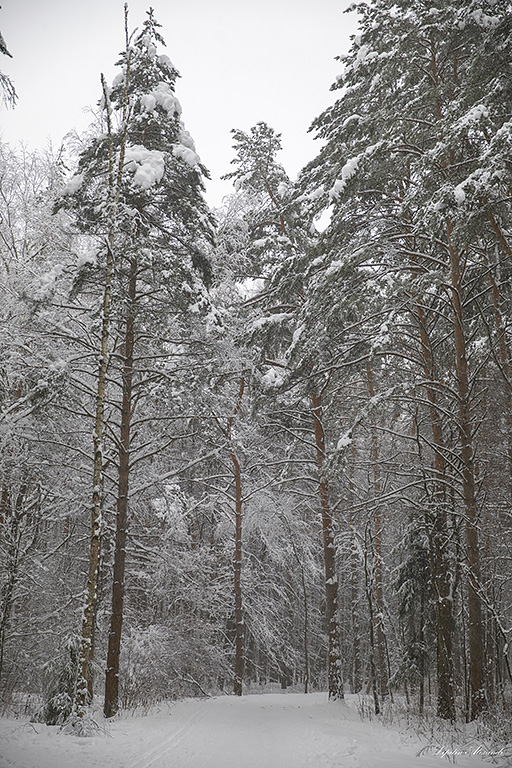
[419,587,425,714]
[227,374,246,696]
[406,213,456,720]
[232,451,244,696]
[365,363,389,701]
[348,443,361,693]
[311,390,343,700]
[364,522,380,715]
[301,566,310,694]
[285,516,310,693]
[447,225,486,720]
[75,236,114,714]
[104,257,137,718]
[0,491,23,688]
[416,304,455,720]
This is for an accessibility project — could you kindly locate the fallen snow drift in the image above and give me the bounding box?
[0,692,501,768]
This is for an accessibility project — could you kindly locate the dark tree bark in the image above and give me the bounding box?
[104,257,137,718]
[227,374,246,696]
[365,363,389,702]
[415,302,456,721]
[347,443,361,693]
[311,390,343,700]
[447,225,486,720]
[0,486,27,688]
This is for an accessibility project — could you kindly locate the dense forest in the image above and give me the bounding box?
[1,0,511,736]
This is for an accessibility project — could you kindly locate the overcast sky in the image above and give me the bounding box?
[0,0,358,206]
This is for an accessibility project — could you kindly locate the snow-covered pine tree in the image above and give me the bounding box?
[56,6,215,720]
[301,0,512,719]
[223,122,345,700]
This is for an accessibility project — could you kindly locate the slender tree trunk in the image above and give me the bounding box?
[311,391,343,700]
[419,587,425,714]
[301,566,310,694]
[0,495,21,688]
[227,374,246,696]
[232,450,244,696]
[350,533,361,693]
[365,363,389,701]
[364,525,380,715]
[75,239,114,714]
[407,229,456,720]
[418,308,455,721]
[286,519,310,693]
[447,225,486,720]
[104,257,137,718]
[347,442,361,693]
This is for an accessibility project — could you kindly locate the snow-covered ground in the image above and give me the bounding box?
[0,692,506,768]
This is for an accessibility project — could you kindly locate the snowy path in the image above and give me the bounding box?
[0,692,500,768]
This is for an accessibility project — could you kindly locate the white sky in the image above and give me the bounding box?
[0,0,358,207]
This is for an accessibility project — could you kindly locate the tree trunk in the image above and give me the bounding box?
[311,391,343,700]
[0,491,23,688]
[347,443,361,693]
[364,525,380,716]
[104,257,137,718]
[232,450,244,696]
[286,518,310,694]
[227,374,246,696]
[365,363,389,701]
[418,308,455,720]
[447,225,486,720]
[75,239,114,714]
[407,226,456,720]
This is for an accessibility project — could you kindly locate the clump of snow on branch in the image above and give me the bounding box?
[353,44,378,69]
[62,173,84,195]
[307,186,325,202]
[124,145,165,189]
[336,431,352,450]
[261,366,285,390]
[329,156,360,200]
[453,183,466,205]
[140,33,157,58]
[370,321,391,353]
[172,125,201,167]
[463,8,501,29]
[158,53,175,71]
[251,313,292,332]
[112,72,125,88]
[76,249,97,269]
[342,114,362,129]
[458,104,489,127]
[139,82,182,118]
[239,277,265,300]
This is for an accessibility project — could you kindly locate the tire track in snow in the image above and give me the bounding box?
[128,704,205,768]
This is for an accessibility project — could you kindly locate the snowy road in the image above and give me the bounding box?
[0,692,501,768]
